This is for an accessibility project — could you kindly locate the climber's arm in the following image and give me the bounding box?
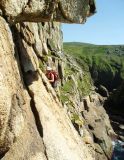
[49,73,54,82]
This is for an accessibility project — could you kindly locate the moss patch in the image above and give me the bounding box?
[71,113,84,126]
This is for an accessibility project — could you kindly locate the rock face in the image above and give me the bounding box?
[0,17,46,160]
[0,1,97,159]
[0,16,96,160]
[97,85,109,97]
[0,1,114,160]
[104,81,124,141]
[0,0,96,23]
[59,55,115,160]
[81,94,113,160]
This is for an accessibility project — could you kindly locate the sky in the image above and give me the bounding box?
[62,0,124,45]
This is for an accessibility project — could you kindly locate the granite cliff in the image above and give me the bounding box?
[0,1,115,160]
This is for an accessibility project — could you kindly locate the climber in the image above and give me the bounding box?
[46,66,59,88]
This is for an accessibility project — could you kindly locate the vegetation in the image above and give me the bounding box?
[60,61,93,105]
[77,72,93,96]
[59,42,124,117]
[61,79,74,94]
[71,113,84,126]
[64,42,124,91]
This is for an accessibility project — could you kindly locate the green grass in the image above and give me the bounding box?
[60,79,75,104]
[61,79,74,93]
[77,72,93,96]
[64,42,124,57]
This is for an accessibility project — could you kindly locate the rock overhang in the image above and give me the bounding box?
[0,0,96,24]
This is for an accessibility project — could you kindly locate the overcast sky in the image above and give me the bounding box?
[62,0,124,45]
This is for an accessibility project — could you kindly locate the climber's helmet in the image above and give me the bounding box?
[46,66,52,71]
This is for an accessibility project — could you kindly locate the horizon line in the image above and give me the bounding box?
[63,41,124,46]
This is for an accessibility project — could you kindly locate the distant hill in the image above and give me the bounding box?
[63,42,124,91]
[64,42,124,56]
[64,42,95,46]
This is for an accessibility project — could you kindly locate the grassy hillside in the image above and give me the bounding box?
[63,42,124,90]
[64,42,124,56]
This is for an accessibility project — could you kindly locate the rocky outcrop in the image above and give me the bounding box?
[0,5,96,159]
[81,94,114,160]
[59,55,115,159]
[0,0,96,23]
